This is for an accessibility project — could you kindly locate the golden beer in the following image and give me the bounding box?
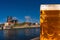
[40,4,60,40]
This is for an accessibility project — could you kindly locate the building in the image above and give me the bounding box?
[7,16,18,24]
[7,16,12,22]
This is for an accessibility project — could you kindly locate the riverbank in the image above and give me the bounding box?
[0,25,40,30]
[13,25,40,29]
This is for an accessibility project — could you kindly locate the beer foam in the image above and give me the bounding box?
[40,4,60,10]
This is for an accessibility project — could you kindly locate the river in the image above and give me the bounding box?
[0,27,40,40]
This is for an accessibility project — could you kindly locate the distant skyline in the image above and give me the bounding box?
[0,0,40,23]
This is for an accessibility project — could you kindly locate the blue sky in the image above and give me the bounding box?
[40,0,60,4]
[1,0,60,23]
[0,0,40,23]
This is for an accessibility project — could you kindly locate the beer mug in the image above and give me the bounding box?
[40,4,60,40]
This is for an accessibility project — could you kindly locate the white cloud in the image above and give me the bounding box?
[25,16,31,19]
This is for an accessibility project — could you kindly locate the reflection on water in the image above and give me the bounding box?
[25,29,30,36]
[4,30,17,40]
[0,27,40,40]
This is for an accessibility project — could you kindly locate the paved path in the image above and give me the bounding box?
[30,37,40,40]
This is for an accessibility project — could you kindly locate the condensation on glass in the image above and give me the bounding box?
[40,4,60,40]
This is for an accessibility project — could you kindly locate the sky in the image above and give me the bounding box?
[40,0,60,4]
[0,0,40,23]
[1,0,60,23]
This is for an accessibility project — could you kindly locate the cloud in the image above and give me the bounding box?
[25,16,31,19]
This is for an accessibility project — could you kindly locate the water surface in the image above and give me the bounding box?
[0,27,40,40]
